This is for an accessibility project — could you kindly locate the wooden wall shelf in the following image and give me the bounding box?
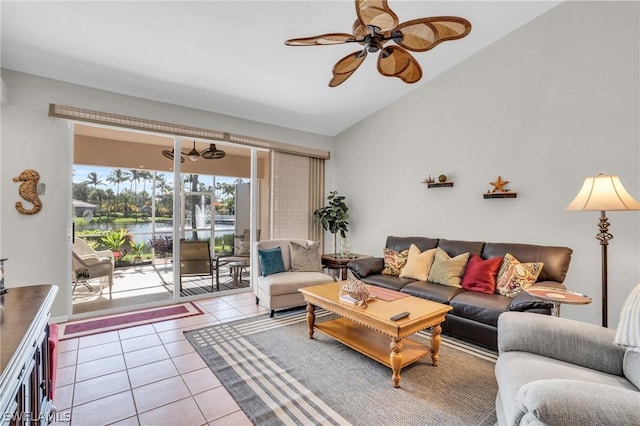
[426,182,454,188]
[484,192,517,199]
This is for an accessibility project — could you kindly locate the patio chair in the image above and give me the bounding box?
[179,240,214,291]
[215,229,260,288]
[72,244,114,299]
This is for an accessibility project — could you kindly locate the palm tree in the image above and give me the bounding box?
[107,169,130,216]
[85,172,103,189]
[139,171,153,202]
[85,172,105,217]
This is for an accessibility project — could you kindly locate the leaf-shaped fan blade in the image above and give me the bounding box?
[329,50,367,87]
[285,33,356,46]
[356,0,399,32]
[394,17,472,52]
[352,19,367,40]
[377,46,422,84]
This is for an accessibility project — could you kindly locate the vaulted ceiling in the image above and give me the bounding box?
[1,1,560,136]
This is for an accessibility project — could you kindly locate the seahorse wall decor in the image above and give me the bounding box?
[13,169,43,215]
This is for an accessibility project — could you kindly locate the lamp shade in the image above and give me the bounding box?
[565,174,640,211]
[614,283,640,352]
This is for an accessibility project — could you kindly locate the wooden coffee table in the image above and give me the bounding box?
[299,282,452,388]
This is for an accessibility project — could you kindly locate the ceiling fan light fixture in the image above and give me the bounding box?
[201,144,226,160]
[188,141,200,161]
[284,0,471,87]
[162,149,185,163]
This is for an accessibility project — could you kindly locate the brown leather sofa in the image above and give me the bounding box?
[347,236,573,350]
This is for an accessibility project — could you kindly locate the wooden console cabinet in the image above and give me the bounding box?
[1,285,58,425]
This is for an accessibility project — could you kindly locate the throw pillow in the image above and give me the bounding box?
[289,241,322,272]
[495,253,543,297]
[382,247,409,276]
[399,244,436,281]
[427,248,470,288]
[235,241,250,256]
[461,255,502,294]
[257,247,286,276]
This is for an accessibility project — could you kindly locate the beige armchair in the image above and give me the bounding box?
[72,238,114,299]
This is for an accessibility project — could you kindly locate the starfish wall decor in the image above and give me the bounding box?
[485,176,517,199]
[490,176,509,193]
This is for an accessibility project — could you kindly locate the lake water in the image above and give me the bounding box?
[76,221,236,244]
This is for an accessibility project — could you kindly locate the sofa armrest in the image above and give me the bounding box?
[515,380,640,426]
[347,257,383,279]
[509,282,566,312]
[498,312,625,376]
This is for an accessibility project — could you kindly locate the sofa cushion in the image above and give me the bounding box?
[360,274,414,292]
[482,242,572,283]
[257,247,286,276]
[399,245,436,281]
[427,248,469,288]
[258,271,333,296]
[289,241,322,272]
[382,248,409,276]
[437,239,484,258]
[461,255,502,294]
[496,253,543,297]
[385,236,438,253]
[450,291,511,326]
[400,281,465,304]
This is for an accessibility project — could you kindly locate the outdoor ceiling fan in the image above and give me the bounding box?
[162,141,226,163]
[285,0,472,87]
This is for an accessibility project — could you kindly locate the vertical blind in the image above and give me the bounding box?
[270,152,325,244]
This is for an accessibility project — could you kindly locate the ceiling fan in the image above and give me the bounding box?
[285,0,472,87]
[162,141,226,162]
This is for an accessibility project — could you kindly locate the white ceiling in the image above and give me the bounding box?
[1,1,560,137]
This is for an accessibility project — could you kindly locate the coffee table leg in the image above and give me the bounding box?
[306,303,316,339]
[390,337,403,388]
[430,324,442,366]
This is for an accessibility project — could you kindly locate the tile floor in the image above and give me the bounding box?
[53,291,271,425]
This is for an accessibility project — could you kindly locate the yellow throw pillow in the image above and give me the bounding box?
[496,253,543,297]
[399,244,436,281]
[427,247,470,288]
[382,248,409,276]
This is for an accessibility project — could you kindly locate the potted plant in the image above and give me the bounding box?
[130,241,146,264]
[101,229,126,259]
[313,191,349,255]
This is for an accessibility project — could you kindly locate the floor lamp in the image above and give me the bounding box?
[566,174,640,328]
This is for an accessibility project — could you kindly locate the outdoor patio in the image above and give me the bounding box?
[72,261,252,315]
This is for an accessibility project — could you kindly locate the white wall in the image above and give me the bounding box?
[0,70,333,318]
[333,1,639,328]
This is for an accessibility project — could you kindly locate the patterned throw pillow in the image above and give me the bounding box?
[235,241,250,256]
[399,244,436,281]
[382,248,409,276]
[427,247,470,288]
[495,253,543,297]
[460,255,502,294]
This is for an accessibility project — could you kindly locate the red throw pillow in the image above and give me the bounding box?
[461,255,502,294]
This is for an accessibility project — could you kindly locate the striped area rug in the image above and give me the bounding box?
[185,310,498,425]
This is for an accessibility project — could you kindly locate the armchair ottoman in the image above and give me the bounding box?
[254,238,334,317]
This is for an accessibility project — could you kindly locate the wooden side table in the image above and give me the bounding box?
[321,254,371,280]
[525,287,592,317]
